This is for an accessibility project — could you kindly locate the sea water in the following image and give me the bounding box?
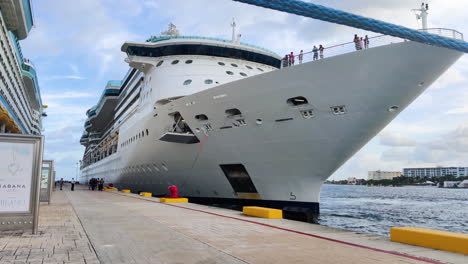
[319,184,468,236]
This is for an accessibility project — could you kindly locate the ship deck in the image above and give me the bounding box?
[2,184,465,264]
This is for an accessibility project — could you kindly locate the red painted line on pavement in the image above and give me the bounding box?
[108,192,443,264]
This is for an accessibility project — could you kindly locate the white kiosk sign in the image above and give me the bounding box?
[40,160,54,204]
[0,134,44,233]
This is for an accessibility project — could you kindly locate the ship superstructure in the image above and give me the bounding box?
[80,23,463,214]
[0,0,45,135]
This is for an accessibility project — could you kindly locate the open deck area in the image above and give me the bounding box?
[1,185,466,264]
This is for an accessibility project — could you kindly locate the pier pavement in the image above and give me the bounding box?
[1,185,466,264]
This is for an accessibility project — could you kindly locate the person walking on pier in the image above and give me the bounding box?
[319,45,324,59]
[298,50,304,64]
[312,46,318,61]
[364,35,369,49]
[98,178,104,191]
[59,178,64,190]
[71,178,75,191]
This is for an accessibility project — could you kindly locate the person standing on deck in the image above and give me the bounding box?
[71,178,75,191]
[59,178,64,190]
[359,37,364,50]
[364,35,370,49]
[354,34,360,50]
[312,46,319,61]
[282,55,289,68]
[319,45,324,59]
[289,52,295,66]
[298,50,304,64]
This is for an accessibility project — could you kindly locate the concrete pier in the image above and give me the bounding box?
[1,185,466,264]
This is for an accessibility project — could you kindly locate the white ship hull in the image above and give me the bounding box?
[80,41,462,213]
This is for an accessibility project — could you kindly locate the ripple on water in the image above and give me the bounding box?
[319,185,468,236]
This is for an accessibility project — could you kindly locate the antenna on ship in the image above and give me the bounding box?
[412,2,429,30]
[231,18,236,43]
[161,23,180,36]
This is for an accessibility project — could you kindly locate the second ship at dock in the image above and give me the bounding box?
[79,24,463,215]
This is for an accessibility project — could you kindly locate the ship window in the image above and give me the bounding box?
[226,71,234,75]
[171,60,179,65]
[185,60,193,64]
[218,62,225,66]
[287,96,308,106]
[195,114,208,121]
[146,129,149,136]
[240,72,247,77]
[204,79,213,84]
[257,67,264,72]
[231,63,238,67]
[226,108,242,117]
[246,65,253,69]
[156,61,164,67]
[183,79,192,85]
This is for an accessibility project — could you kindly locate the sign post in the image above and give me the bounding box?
[40,160,54,204]
[0,133,44,234]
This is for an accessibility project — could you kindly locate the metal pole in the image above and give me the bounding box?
[33,136,44,234]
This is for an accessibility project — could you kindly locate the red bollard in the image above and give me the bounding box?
[168,185,179,198]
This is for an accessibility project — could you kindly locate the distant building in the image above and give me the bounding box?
[347,177,357,185]
[443,181,461,188]
[403,167,468,178]
[368,170,401,181]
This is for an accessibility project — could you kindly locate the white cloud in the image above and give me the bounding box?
[42,92,93,100]
[43,75,86,80]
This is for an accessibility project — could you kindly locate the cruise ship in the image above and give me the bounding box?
[80,22,463,215]
[0,0,44,135]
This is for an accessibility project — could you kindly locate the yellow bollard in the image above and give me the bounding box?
[140,192,152,197]
[390,227,468,255]
[121,189,131,193]
[243,206,283,219]
[160,198,188,203]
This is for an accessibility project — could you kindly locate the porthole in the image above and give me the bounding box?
[204,79,213,84]
[171,60,179,65]
[287,96,308,106]
[183,79,192,85]
[226,108,242,117]
[218,62,225,66]
[240,72,247,77]
[231,63,238,67]
[388,105,399,112]
[185,60,193,64]
[246,65,253,69]
[257,68,264,72]
[195,114,208,121]
[156,61,164,67]
[226,71,234,75]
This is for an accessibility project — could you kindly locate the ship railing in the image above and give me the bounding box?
[281,28,463,67]
[419,28,463,41]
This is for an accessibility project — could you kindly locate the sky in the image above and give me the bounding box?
[19,0,468,181]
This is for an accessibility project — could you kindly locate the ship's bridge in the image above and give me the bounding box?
[121,35,282,69]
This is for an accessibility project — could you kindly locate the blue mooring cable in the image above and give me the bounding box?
[233,0,468,53]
